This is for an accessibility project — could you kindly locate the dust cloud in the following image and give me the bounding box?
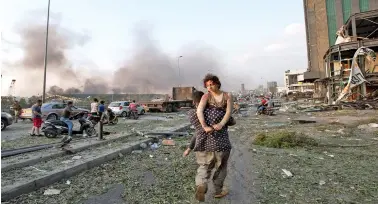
[8,17,231,96]
[16,20,89,80]
[112,24,225,93]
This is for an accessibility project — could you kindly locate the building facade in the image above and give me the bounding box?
[267,81,278,93]
[284,69,315,93]
[303,0,378,79]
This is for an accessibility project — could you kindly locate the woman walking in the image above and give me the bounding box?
[194,73,233,201]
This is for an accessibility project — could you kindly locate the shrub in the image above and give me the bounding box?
[252,131,318,148]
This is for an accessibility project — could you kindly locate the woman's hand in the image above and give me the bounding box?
[203,126,214,133]
[212,123,224,131]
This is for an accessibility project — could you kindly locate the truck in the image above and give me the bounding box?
[141,87,197,112]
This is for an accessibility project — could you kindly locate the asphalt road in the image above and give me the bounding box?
[0,113,184,142]
[1,120,34,141]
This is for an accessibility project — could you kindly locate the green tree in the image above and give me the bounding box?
[19,98,28,108]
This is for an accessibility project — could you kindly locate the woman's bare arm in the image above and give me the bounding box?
[220,92,233,126]
[197,94,208,128]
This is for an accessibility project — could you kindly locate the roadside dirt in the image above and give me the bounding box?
[5,109,378,204]
[1,113,188,149]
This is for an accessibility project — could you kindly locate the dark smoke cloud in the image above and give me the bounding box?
[111,88,122,94]
[14,16,228,95]
[48,85,64,95]
[47,85,83,95]
[83,78,109,94]
[16,17,90,79]
[64,87,82,94]
[112,24,225,93]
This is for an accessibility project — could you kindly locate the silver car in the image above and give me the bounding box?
[20,102,90,120]
[108,101,145,117]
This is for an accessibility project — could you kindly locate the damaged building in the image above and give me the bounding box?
[321,10,378,103]
[303,0,378,102]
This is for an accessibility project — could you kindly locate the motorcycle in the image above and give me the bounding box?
[126,109,139,120]
[257,105,274,116]
[42,111,97,138]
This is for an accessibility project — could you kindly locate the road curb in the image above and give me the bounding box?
[1,123,191,202]
[2,133,136,172]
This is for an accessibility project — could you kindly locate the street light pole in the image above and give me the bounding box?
[177,56,182,87]
[42,0,51,103]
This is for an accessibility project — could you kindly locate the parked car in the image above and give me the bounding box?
[1,112,13,131]
[108,101,145,117]
[20,102,90,120]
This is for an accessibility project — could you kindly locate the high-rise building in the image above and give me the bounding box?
[267,81,278,94]
[303,0,378,79]
[241,83,245,93]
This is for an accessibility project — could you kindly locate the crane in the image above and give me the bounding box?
[8,79,16,97]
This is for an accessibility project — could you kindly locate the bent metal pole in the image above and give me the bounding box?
[42,0,51,103]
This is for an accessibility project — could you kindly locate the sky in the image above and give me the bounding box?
[1,0,308,96]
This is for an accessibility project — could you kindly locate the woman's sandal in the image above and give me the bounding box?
[29,133,36,136]
[214,190,228,198]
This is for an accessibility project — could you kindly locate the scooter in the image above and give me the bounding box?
[126,109,139,120]
[257,106,274,116]
[42,112,97,138]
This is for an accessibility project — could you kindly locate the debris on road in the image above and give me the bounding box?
[43,189,61,195]
[162,139,175,146]
[282,169,293,178]
[72,156,82,160]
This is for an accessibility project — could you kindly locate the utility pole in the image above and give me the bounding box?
[42,0,51,103]
[177,56,182,87]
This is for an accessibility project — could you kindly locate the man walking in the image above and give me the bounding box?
[12,100,22,123]
[30,100,43,136]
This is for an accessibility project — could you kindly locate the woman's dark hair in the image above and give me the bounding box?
[193,91,204,104]
[93,98,98,102]
[203,73,221,89]
[67,101,73,105]
[100,100,105,104]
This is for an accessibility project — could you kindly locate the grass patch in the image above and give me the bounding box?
[252,131,318,148]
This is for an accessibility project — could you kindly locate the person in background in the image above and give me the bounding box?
[233,102,240,114]
[256,96,268,115]
[183,91,205,157]
[30,100,43,136]
[12,100,22,123]
[129,100,137,117]
[91,98,99,116]
[98,101,105,117]
[60,101,74,143]
[98,100,106,120]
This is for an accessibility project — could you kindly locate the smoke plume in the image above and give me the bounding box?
[112,24,225,93]
[47,85,83,95]
[9,16,230,96]
[17,20,89,79]
[83,78,109,94]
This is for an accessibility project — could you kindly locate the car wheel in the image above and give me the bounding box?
[1,119,7,131]
[166,104,173,113]
[121,111,127,117]
[47,114,58,120]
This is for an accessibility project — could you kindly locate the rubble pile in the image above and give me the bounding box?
[340,98,378,110]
